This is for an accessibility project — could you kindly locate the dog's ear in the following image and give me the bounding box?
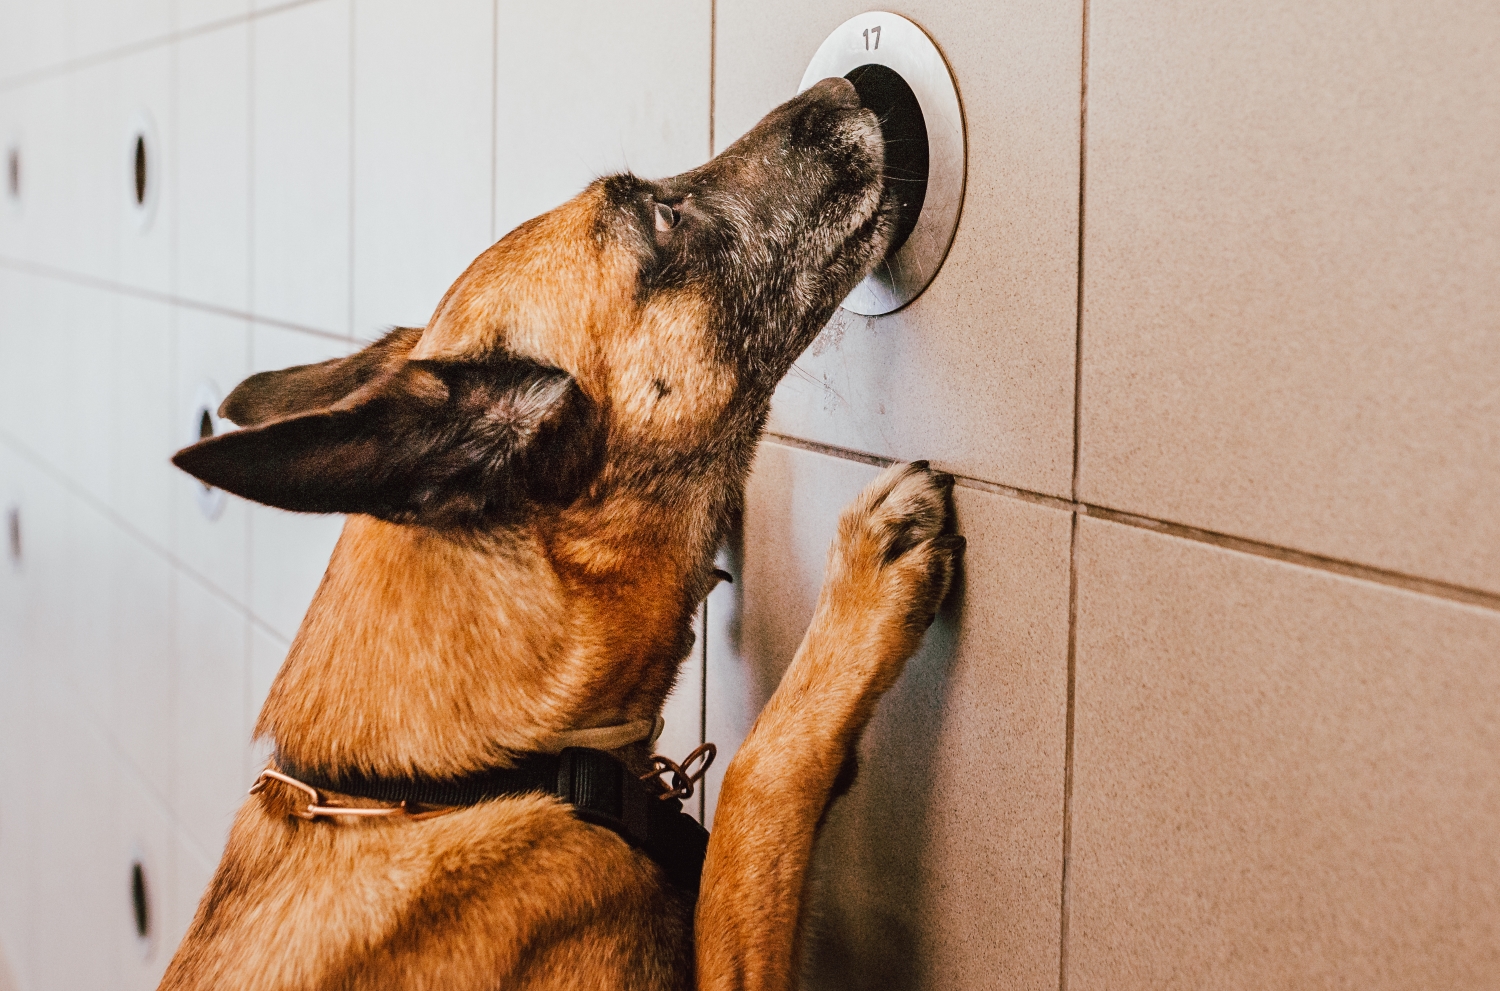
[219,325,424,428]
[172,351,602,524]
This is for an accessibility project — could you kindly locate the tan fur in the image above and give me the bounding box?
[163,157,958,990]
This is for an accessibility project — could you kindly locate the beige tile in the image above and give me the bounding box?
[715,0,1081,496]
[492,0,710,237]
[1068,517,1500,989]
[1080,0,1500,592]
[704,441,1071,990]
[352,1,494,339]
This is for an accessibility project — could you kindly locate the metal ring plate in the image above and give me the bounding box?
[800,11,966,316]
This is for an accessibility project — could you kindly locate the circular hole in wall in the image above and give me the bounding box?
[133,134,147,206]
[191,382,228,521]
[5,505,19,565]
[125,110,160,232]
[800,11,966,316]
[130,859,151,941]
[844,63,928,257]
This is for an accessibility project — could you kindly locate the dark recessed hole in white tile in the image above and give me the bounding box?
[5,505,19,564]
[130,858,151,941]
[125,111,160,231]
[5,147,17,201]
[133,134,147,206]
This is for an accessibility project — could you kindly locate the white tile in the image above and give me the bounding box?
[116,41,174,294]
[176,0,250,33]
[173,309,251,605]
[165,829,216,969]
[111,528,175,801]
[0,448,35,989]
[173,571,249,857]
[111,294,176,549]
[114,0,175,49]
[41,63,121,282]
[352,0,494,339]
[246,325,351,640]
[0,5,67,82]
[38,281,117,503]
[0,87,25,260]
[0,269,37,442]
[25,470,115,731]
[493,0,710,236]
[78,0,173,63]
[28,680,121,991]
[176,21,250,311]
[117,765,175,991]
[252,0,351,333]
[246,622,286,778]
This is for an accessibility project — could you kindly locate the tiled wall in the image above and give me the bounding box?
[1,1,1497,989]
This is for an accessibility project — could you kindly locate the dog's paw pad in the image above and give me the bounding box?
[832,461,962,630]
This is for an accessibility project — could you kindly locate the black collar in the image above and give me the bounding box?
[272,747,709,893]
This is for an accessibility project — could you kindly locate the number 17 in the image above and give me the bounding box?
[863,25,881,49]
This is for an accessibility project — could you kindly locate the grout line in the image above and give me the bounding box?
[1058,510,1081,991]
[490,0,499,245]
[0,0,329,93]
[1079,504,1500,612]
[346,0,356,339]
[708,0,717,158]
[0,255,351,343]
[762,432,1500,614]
[1061,5,1089,983]
[1070,0,1090,505]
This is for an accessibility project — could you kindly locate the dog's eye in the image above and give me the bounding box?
[654,201,680,233]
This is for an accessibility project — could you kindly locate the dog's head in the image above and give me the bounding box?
[174,78,892,527]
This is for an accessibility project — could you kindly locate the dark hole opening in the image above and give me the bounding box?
[6,507,19,563]
[130,860,150,939]
[6,148,17,200]
[845,63,929,258]
[133,135,147,206]
[198,410,215,494]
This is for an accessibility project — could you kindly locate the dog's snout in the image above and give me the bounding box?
[806,75,859,108]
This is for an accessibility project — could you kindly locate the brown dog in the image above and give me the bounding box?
[165,77,961,991]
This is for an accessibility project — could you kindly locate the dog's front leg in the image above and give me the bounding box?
[695,462,962,991]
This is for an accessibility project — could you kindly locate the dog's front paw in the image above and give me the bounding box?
[825,461,963,652]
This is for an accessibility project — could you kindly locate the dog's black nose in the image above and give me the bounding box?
[805,75,860,108]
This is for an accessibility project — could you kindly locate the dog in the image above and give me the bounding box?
[164,76,962,991]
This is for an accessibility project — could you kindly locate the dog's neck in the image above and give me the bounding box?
[256,483,723,779]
